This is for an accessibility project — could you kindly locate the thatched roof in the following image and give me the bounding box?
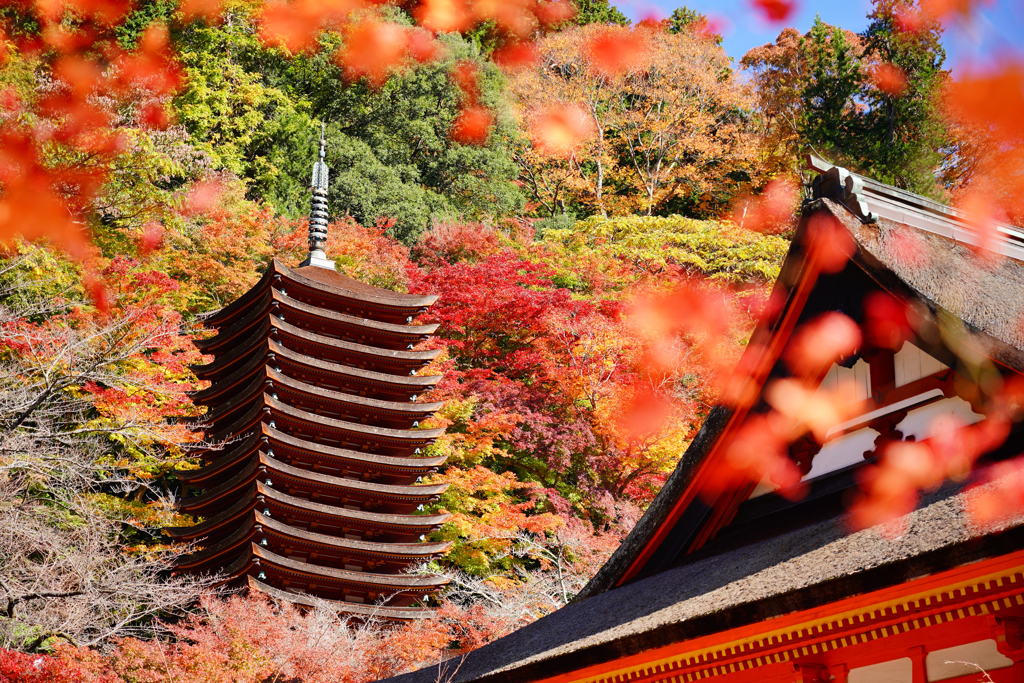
[381,162,1024,683]
[386,478,1024,683]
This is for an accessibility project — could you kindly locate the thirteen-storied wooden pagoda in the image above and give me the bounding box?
[166,134,452,619]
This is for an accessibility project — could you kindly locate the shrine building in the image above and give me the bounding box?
[165,134,452,619]
[384,156,1024,680]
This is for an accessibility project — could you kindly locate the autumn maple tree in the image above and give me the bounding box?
[0,0,1021,678]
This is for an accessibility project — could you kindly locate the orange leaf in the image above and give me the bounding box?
[783,312,861,377]
[451,106,493,145]
[414,0,472,33]
[531,105,595,157]
[585,28,650,78]
[872,63,907,97]
[179,0,225,22]
[493,42,537,70]
[337,21,409,87]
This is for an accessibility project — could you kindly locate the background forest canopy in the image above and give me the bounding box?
[0,0,994,249]
[0,0,1021,679]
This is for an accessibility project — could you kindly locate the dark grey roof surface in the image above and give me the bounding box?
[829,198,1024,367]
[386,479,1024,683]
[382,166,1024,683]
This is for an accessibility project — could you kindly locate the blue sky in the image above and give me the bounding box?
[609,0,1024,77]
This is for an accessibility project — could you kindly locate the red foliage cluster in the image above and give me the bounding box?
[0,649,108,683]
[0,591,527,683]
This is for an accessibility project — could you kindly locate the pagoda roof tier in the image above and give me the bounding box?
[200,367,442,434]
[194,340,440,403]
[197,291,440,368]
[218,546,444,606]
[197,286,437,356]
[272,317,438,372]
[191,339,440,409]
[198,261,437,330]
[178,452,447,517]
[204,396,442,457]
[199,314,438,378]
[166,483,449,543]
[175,511,450,572]
[180,427,444,487]
[247,576,435,620]
[178,428,445,488]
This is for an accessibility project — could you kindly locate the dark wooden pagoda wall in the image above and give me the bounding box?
[167,262,451,619]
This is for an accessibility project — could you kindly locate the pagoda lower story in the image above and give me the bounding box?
[166,257,452,619]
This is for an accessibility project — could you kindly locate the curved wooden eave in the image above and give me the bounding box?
[248,544,449,590]
[190,342,268,404]
[269,316,440,368]
[196,267,274,327]
[217,545,445,596]
[194,337,440,393]
[278,259,438,313]
[169,478,449,545]
[266,395,444,442]
[193,289,441,378]
[195,290,273,353]
[167,482,450,542]
[175,433,261,485]
[165,491,256,540]
[198,289,441,363]
[262,423,446,468]
[191,329,268,381]
[267,367,443,415]
[256,512,451,557]
[177,426,446,486]
[201,367,443,431]
[261,451,447,498]
[196,372,266,429]
[269,341,441,389]
[175,512,451,571]
[269,287,438,339]
[257,482,450,530]
[179,452,447,515]
[195,260,437,330]
[247,576,436,620]
[204,395,443,448]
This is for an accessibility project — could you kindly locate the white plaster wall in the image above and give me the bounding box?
[849,658,912,683]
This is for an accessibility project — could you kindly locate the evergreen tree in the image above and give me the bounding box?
[859,0,948,194]
[798,17,865,167]
[571,0,630,25]
[171,11,523,245]
[666,7,722,45]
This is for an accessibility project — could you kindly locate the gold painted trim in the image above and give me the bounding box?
[571,565,1024,683]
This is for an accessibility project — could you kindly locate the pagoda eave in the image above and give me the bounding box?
[247,576,437,621]
[266,396,444,441]
[248,544,449,591]
[275,260,438,318]
[175,511,451,572]
[178,453,447,516]
[177,429,445,488]
[271,288,438,339]
[257,483,450,531]
[197,261,437,330]
[194,367,443,425]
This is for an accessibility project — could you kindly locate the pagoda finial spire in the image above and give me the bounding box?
[300,123,335,270]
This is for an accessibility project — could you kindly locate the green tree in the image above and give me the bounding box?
[571,0,630,25]
[799,17,865,167]
[665,6,722,44]
[859,0,948,194]
[171,11,523,244]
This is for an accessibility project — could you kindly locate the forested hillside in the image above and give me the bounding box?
[0,0,1021,680]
